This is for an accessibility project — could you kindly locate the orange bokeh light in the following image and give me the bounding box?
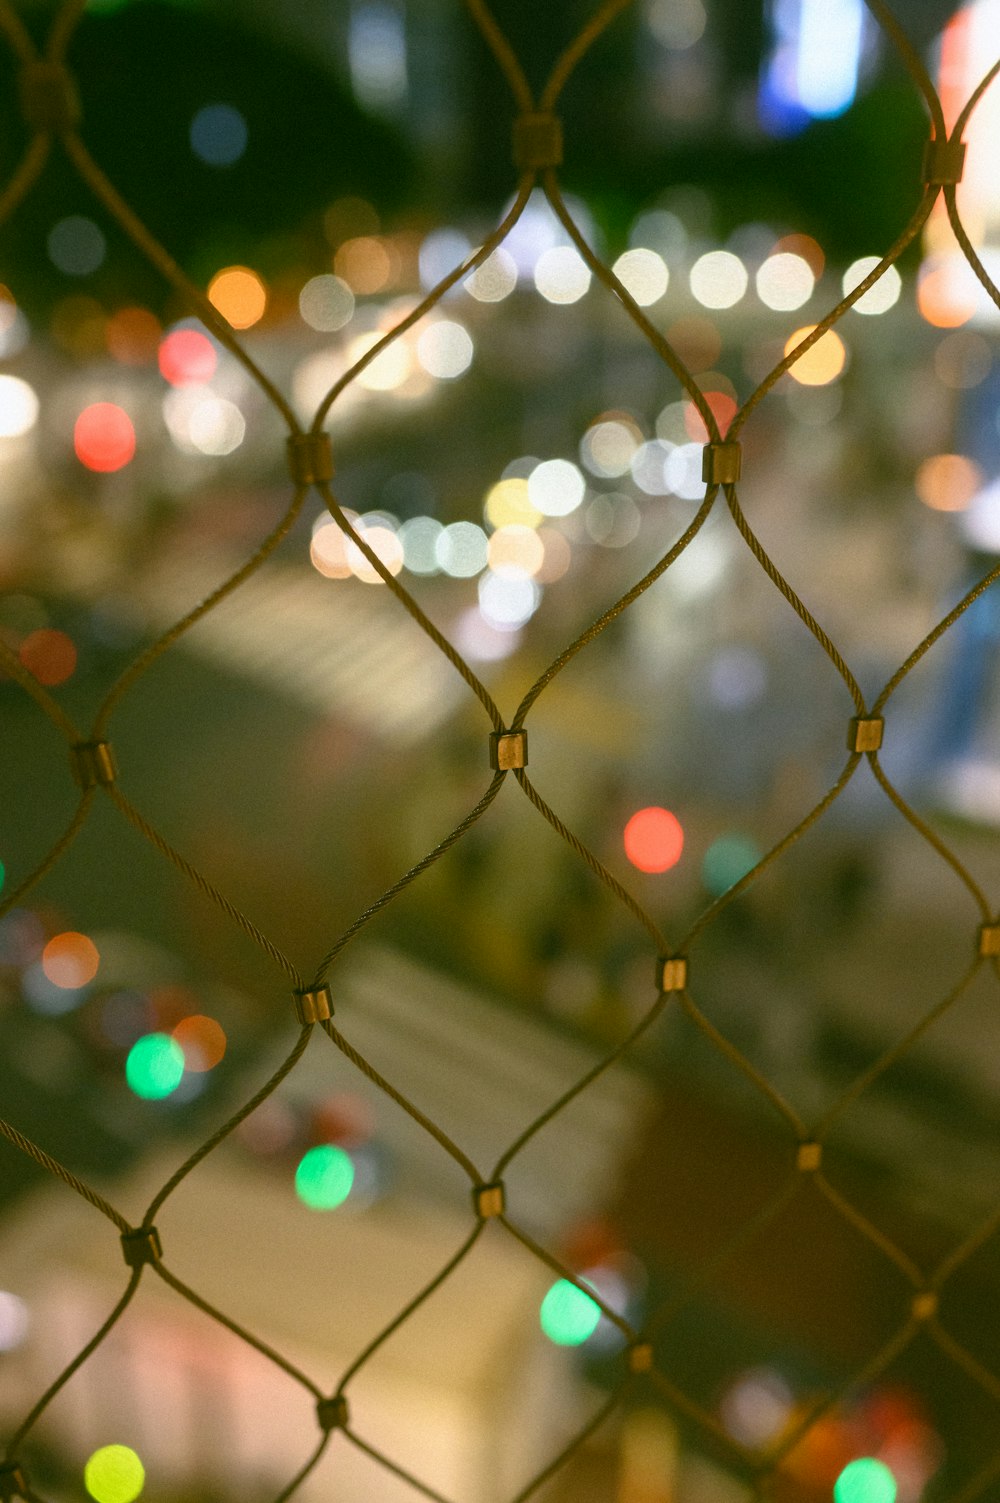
[207,266,267,329]
[784,326,846,386]
[917,263,975,329]
[172,1014,227,1072]
[773,233,825,279]
[42,931,100,989]
[915,453,983,512]
[334,237,393,295]
[74,402,135,472]
[18,629,77,686]
[624,807,684,873]
[158,328,217,385]
[107,306,161,365]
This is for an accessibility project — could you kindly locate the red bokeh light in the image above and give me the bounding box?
[684,391,739,441]
[74,403,136,472]
[18,629,77,686]
[624,806,684,873]
[158,328,217,386]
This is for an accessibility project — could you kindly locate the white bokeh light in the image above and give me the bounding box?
[299,274,355,332]
[528,458,586,516]
[464,247,518,303]
[755,253,815,311]
[690,250,748,309]
[612,248,669,306]
[843,256,902,315]
[580,419,641,478]
[398,516,443,574]
[188,396,245,456]
[0,375,38,438]
[416,320,474,379]
[436,521,489,577]
[534,247,591,305]
[478,571,541,630]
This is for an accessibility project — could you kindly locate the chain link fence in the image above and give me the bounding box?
[1,0,1000,1499]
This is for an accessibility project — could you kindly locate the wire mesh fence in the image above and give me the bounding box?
[1,0,1000,1499]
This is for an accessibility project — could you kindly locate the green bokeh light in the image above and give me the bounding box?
[83,1445,145,1503]
[0,859,5,893]
[701,834,761,896]
[834,1458,897,1503]
[539,1278,601,1346]
[295,1144,355,1210]
[125,1033,185,1100]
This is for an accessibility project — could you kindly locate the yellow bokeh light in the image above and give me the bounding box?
[84,1446,145,1503]
[207,266,267,329]
[915,453,983,512]
[784,325,846,386]
[484,477,542,531]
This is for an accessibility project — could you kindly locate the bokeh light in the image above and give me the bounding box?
[295,1144,355,1210]
[915,453,983,512]
[834,1459,897,1503]
[647,0,706,47]
[702,835,761,895]
[310,521,353,580]
[190,103,247,167]
[208,266,267,329]
[624,807,684,873]
[42,931,99,988]
[125,1034,185,1100]
[398,516,443,574]
[755,252,814,311]
[74,403,136,472]
[335,236,393,295]
[298,274,355,333]
[18,630,77,686]
[436,521,489,577]
[48,216,106,277]
[187,397,245,457]
[106,307,161,365]
[416,320,474,378]
[84,1446,145,1503]
[346,525,405,583]
[683,391,738,441]
[348,331,411,392]
[0,375,39,438]
[690,250,747,309]
[172,1015,226,1072]
[487,525,545,578]
[580,417,642,478]
[917,256,976,328]
[527,458,585,517]
[784,326,846,386]
[464,247,518,303]
[612,248,669,305]
[158,328,217,386]
[484,477,542,531]
[843,257,902,316]
[478,572,540,630]
[534,246,591,304]
[539,1279,602,1345]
